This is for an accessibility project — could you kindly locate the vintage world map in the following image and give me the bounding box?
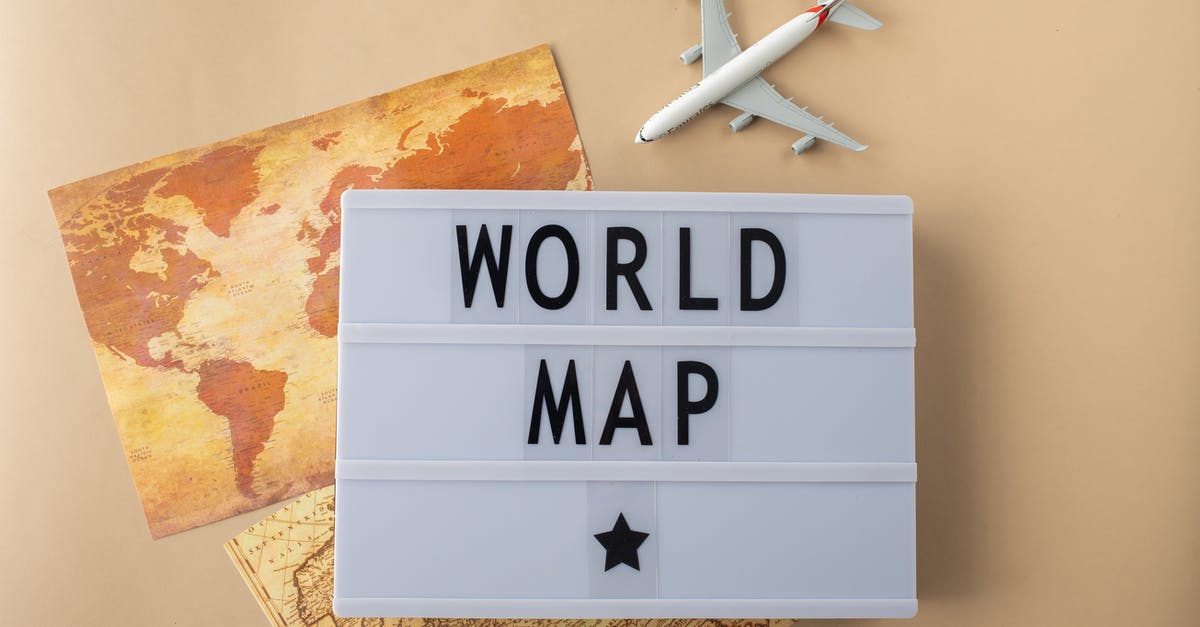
[49,45,591,538]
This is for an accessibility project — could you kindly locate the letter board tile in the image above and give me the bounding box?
[592,211,663,325]
[451,210,520,323]
[662,211,731,325]
[520,210,590,324]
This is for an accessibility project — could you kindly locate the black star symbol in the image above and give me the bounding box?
[593,513,650,571]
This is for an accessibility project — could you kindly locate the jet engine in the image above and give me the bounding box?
[791,135,817,155]
[729,112,755,132]
[679,44,703,65]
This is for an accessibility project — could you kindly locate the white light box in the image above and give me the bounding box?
[334,190,916,619]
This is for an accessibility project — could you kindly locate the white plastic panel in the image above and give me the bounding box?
[336,190,916,619]
[794,214,913,327]
[340,194,914,327]
[335,479,590,599]
[333,479,914,604]
[730,347,915,462]
[340,208,451,323]
[338,343,909,462]
[657,482,915,599]
[336,343,525,461]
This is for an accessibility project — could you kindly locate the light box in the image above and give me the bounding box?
[334,190,916,619]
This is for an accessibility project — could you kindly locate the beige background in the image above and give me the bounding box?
[2,1,1197,625]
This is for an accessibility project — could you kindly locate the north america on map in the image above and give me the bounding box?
[49,45,592,537]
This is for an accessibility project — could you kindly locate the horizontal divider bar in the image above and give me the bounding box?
[333,597,919,619]
[336,460,917,483]
[339,323,916,348]
[342,189,914,215]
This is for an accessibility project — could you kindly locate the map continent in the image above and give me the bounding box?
[49,45,592,538]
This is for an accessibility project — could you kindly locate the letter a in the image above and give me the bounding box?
[599,360,653,446]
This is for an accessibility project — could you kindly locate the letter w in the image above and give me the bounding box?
[455,224,513,307]
[528,359,587,445]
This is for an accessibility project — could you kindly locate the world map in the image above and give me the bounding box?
[49,45,592,538]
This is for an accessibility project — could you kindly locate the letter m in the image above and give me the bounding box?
[527,359,587,445]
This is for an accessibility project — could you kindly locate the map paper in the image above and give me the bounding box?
[49,45,592,538]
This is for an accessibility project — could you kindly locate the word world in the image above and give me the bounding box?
[455,223,788,312]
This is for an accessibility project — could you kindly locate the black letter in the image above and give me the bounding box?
[739,228,786,311]
[676,361,718,445]
[455,224,513,307]
[679,227,717,310]
[525,225,580,310]
[606,227,652,311]
[527,360,587,445]
[599,361,653,445]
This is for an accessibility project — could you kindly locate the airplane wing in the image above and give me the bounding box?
[720,76,868,152]
[700,0,741,76]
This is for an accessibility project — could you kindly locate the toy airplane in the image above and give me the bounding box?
[635,0,881,154]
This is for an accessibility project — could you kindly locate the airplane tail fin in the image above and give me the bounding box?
[829,2,882,30]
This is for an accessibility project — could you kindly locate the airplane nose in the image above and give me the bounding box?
[635,128,651,144]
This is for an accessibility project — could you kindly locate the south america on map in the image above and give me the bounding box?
[49,45,592,538]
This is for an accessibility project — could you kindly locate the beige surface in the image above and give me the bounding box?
[2,1,1197,625]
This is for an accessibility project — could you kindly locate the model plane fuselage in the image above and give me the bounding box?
[636,0,881,154]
